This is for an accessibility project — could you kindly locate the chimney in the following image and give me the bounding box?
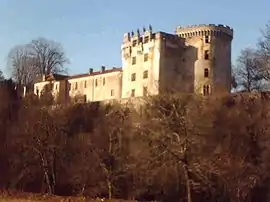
[101,66,105,72]
[89,68,93,74]
[42,74,46,81]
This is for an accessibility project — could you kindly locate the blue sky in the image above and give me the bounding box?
[0,0,269,76]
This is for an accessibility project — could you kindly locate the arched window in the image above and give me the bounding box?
[203,85,210,95]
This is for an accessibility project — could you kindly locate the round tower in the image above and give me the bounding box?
[176,24,233,95]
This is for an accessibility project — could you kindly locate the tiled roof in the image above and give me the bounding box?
[51,74,69,80]
[35,67,122,83]
[68,67,122,79]
[46,73,69,81]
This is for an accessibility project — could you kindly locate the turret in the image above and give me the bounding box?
[175,24,233,94]
[175,24,233,40]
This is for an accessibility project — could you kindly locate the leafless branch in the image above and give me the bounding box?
[29,38,69,76]
[7,45,37,86]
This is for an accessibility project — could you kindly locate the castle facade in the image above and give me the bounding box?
[34,24,233,103]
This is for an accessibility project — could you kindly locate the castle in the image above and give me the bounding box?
[34,24,233,103]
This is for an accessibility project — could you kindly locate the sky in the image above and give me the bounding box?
[0,0,269,77]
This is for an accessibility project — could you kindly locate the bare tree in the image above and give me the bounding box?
[207,94,270,202]
[89,104,132,199]
[29,38,69,76]
[7,45,37,86]
[233,48,263,92]
[8,106,68,194]
[257,21,270,81]
[0,69,4,81]
[139,94,218,202]
[7,38,68,86]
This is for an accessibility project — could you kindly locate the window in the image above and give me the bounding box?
[132,40,137,47]
[143,86,148,96]
[75,82,78,90]
[204,50,209,60]
[84,80,87,88]
[132,57,136,65]
[103,78,106,85]
[143,70,148,79]
[144,53,149,62]
[204,68,209,78]
[131,73,136,81]
[203,85,210,95]
[111,89,114,96]
[95,79,98,87]
[205,36,209,43]
[36,88,39,95]
[131,89,135,97]
[55,84,58,90]
[144,36,149,43]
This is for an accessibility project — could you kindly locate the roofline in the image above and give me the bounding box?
[35,67,122,84]
[68,67,122,80]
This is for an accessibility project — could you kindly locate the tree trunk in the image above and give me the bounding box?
[34,147,53,194]
[51,148,56,194]
[184,164,192,202]
[107,178,112,199]
[183,124,192,202]
[108,132,113,199]
[43,163,52,194]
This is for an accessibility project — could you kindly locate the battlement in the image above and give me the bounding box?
[122,25,154,44]
[175,24,233,39]
[121,23,234,50]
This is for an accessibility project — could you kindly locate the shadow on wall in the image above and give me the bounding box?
[183,45,197,93]
[159,45,198,94]
[58,80,71,104]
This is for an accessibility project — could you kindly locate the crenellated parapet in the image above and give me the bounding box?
[175,24,233,39]
[122,25,154,49]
